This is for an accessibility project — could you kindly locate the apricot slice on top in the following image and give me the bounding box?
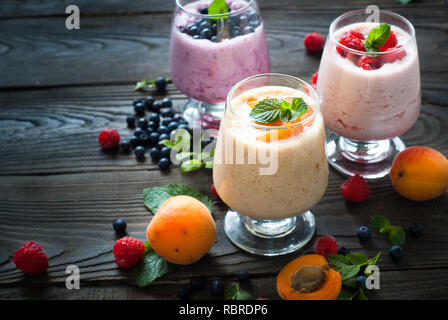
[277,254,341,300]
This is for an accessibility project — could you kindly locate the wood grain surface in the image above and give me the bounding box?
[0,0,447,300]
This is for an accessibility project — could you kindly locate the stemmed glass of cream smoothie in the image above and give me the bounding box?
[213,74,328,256]
[317,10,421,179]
[170,0,270,129]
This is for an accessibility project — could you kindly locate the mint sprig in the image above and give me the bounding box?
[208,0,229,18]
[249,97,309,124]
[364,23,391,52]
[224,284,252,300]
[371,215,406,246]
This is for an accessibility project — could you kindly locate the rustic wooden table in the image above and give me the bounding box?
[0,0,447,300]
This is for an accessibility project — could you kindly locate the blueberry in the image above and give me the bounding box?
[134,146,146,159]
[389,245,403,261]
[161,147,171,158]
[159,133,170,141]
[158,157,170,170]
[192,35,201,40]
[134,101,145,116]
[137,117,148,129]
[160,107,174,118]
[173,114,184,122]
[144,96,155,110]
[249,20,260,28]
[355,275,367,289]
[190,276,205,290]
[210,279,224,296]
[145,127,154,135]
[229,15,240,25]
[242,26,255,34]
[177,286,191,300]
[149,132,160,145]
[152,100,162,113]
[132,99,142,107]
[239,15,249,28]
[356,226,371,243]
[155,77,167,91]
[230,26,240,38]
[126,115,135,128]
[157,140,166,149]
[168,121,178,132]
[199,21,211,30]
[161,98,173,108]
[178,123,191,131]
[337,247,350,256]
[188,25,200,36]
[120,140,132,154]
[179,27,188,34]
[211,23,217,35]
[236,271,250,284]
[200,28,212,39]
[157,125,170,135]
[409,223,423,238]
[133,128,145,137]
[162,117,173,126]
[129,136,139,148]
[211,36,218,42]
[148,121,159,130]
[112,218,127,233]
[200,7,208,14]
[247,11,259,22]
[149,147,161,160]
[138,133,149,146]
[149,113,160,124]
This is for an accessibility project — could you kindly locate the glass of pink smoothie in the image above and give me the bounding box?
[317,10,421,179]
[213,74,328,256]
[170,0,270,129]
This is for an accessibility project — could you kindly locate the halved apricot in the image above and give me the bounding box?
[276,254,341,300]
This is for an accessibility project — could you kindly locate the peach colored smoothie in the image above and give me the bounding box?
[213,85,328,220]
[317,22,421,141]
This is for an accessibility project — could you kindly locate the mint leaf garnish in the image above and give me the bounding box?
[208,0,229,18]
[345,253,369,265]
[249,97,309,124]
[389,226,406,246]
[132,241,178,287]
[371,215,406,245]
[364,23,391,52]
[224,284,252,300]
[371,215,392,234]
[181,159,203,172]
[142,184,213,214]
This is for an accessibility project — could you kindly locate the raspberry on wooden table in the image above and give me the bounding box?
[113,236,145,269]
[13,241,49,275]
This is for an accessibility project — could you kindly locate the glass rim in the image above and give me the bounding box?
[175,0,254,18]
[226,73,320,130]
[329,9,416,56]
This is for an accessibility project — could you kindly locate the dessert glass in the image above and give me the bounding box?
[213,74,328,256]
[170,0,270,129]
[317,10,421,179]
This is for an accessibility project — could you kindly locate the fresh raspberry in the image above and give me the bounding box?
[113,236,145,268]
[337,32,366,57]
[340,174,370,202]
[13,241,49,275]
[211,184,220,199]
[303,32,325,53]
[313,235,338,258]
[310,71,318,89]
[382,45,407,63]
[379,31,398,51]
[358,56,384,70]
[349,30,365,40]
[98,128,120,149]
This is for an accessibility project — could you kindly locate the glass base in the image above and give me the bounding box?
[182,98,224,129]
[223,210,316,256]
[326,132,406,179]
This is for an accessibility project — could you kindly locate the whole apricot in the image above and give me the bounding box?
[146,195,216,265]
[390,146,448,201]
[277,254,341,300]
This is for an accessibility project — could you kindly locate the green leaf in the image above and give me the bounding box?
[327,254,351,268]
[176,152,194,162]
[365,23,391,52]
[389,226,406,246]
[342,277,358,288]
[142,184,213,214]
[357,288,368,300]
[204,161,214,169]
[345,253,369,266]
[337,289,355,300]
[249,98,285,124]
[367,252,381,266]
[340,265,361,280]
[224,284,252,300]
[290,97,309,121]
[208,0,229,18]
[132,245,178,287]
[371,215,391,234]
[181,159,204,173]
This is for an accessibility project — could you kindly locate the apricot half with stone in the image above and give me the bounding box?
[276,254,341,300]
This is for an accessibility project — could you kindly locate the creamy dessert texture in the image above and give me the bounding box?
[317,22,421,141]
[213,85,328,220]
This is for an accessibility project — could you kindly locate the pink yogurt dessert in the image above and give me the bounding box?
[170,0,270,103]
[317,22,421,141]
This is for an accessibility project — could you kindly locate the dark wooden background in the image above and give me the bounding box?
[0,0,447,300]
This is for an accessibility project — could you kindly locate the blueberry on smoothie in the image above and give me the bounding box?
[200,28,212,39]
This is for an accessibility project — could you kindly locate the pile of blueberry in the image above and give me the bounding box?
[180,6,261,41]
[120,97,190,170]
